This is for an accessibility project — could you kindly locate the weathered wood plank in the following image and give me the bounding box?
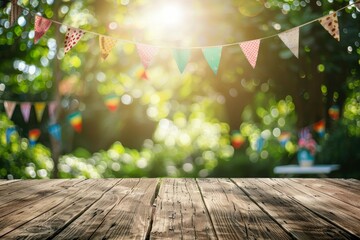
[197,178,292,240]
[87,178,158,240]
[290,178,360,208]
[265,178,360,237]
[0,179,53,196]
[0,179,98,237]
[2,179,119,239]
[0,179,19,186]
[323,178,360,193]
[150,178,216,240]
[233,178,354,239]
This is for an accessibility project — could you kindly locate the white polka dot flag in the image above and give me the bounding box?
[34,15,52,44]
[319,13,340,42]
[64,28,85,54]
[4,101,16,119]
[99,36,118,60]
[136,44,159,69]
[239,40,261,69]
[278,27,299,58]
[20,102,31,123]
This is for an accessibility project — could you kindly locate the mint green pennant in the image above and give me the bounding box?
[202,47,222,75]
[173,49,191,73]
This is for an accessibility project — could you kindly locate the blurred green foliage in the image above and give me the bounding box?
[0,0,359,179]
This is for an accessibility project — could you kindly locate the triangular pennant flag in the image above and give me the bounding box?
[173,49,191,73]
[328,105,340,120]
[136,44,158,69]
[6,127,17,144]
[64,28,85,54]
[34,102,46,122]
[99,36,117,60]
[29,129,41,147]
[104,94,120,112]
[256,136,265,153]
[231,130,245,149]
[20,102,31,123]
[68,111,82,133]
[278,27,299,58]
[135,67,148,80]
[48,101,57,122]
[313,120,325,137]
[278,132,291,147]
[202,47,222,75]
[4,101,16,119]
[34,15,52,44]
[10,0,22,27]
[239,39,261,69]
[48,123,61,142]
[318,13,340,42]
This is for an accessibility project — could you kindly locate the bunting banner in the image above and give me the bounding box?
[4,101,16,119]
[10,0,22,27]
[313,119,325,137]
[328,105,340,120]
[68,111,82,133]
[202,47,222,75]
[319,13,340,41]
[64,28,85,54]
[6,126,17,144]
[173,49,191,73]
[34,102,46,122]
[20,102,31,123]
[48,123,61,142]
[231,130,245,149]
[239,40,261,69]
[28,128,41,147]
[99,36,117,60]
[48,101,57,122]
[104,94,120,112]
[278,27,299,58]
[136,44,158,69]
[278,132,291,147]
[34,15,52,44]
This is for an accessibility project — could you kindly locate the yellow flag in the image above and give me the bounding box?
[99,36,117,60]
[34,102,46,122]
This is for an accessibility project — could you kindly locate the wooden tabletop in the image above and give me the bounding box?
[0,178,359,239]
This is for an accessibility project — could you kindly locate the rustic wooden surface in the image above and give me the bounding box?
[0,178,359,239]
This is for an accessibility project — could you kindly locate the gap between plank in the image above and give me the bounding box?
[145,178,162,240]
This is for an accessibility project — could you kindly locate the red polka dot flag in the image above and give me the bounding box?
[64,28,85,54]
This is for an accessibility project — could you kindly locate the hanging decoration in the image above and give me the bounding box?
[34,15,52,44]
[48,123,61,142]
[34,102,46,122]
[104,94,120,112]
[4,101,16,119]
[20,102,31,123]
[256,136,265,153]
[64,28,85,54]
[202,47,222,75]
[68,111,82,133]
[278,27,300,58]
[328,105,340,120]
[10,0,22,27]
[313,119,325,137]
[278,132,291,147]
[239,40,261,69]
[173,49,191,73]
[319,13,340,41]
[99,36,118,60]
[6,126,17,144]
[136,44,158,69]
[231,130,245,149]
[28,128,41,147]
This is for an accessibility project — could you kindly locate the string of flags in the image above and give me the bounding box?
[8,1,360,74]
[2,100,56,122]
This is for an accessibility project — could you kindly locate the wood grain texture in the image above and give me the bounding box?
[197,178,292,240]
[150,178,216,240]
[89,178,158,240]
[233,178,354,240]
[0,180,19,186]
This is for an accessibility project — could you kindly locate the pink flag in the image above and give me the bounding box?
[48,101,57,122]
[278,27,299,58]
[239,39,261,69]
[136,44,158,69]
[4,101,16,119]
[34,15,52,44]
[20,102,31,122]
[319,13,340,42]
[64,28,85,54]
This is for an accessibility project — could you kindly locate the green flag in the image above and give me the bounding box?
[202,47,222,75]
[173,49,191,73]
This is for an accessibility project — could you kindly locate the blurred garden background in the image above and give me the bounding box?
[0,0,359,179]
